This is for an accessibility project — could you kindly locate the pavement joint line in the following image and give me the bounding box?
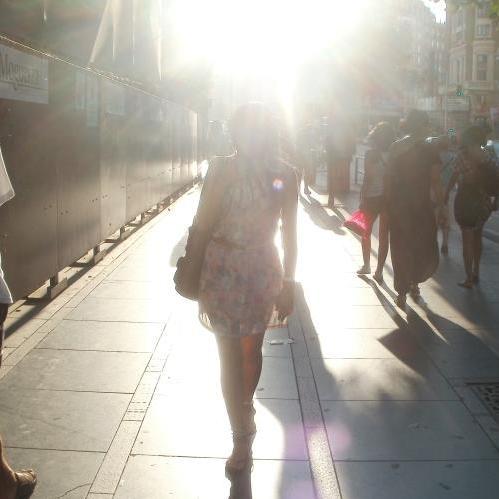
[89,311,179,495]
[288,304,343,499]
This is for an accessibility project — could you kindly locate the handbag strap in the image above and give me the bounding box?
[194,156,234,235]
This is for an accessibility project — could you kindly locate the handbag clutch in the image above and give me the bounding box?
[174,226,213,301]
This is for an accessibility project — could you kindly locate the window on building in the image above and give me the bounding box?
[476,24,491,37]
[457,9,464,28]
[477,2,490,18]
[477,54,488,80]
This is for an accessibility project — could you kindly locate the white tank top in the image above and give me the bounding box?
[365,151,388,198]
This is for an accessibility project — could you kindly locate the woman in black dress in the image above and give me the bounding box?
[445,126,497,288]
[387,110,445,309]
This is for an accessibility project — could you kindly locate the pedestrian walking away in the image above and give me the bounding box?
[0,146,37,499]
[386,110,445,309]
[445,125,499,288]
[427,135,457,255]
[356,122,395,283]
[189,103,298,476]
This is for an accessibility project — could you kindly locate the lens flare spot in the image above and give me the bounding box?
[273,178,284,191]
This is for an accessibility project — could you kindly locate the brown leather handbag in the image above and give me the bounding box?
[174,158,231,301]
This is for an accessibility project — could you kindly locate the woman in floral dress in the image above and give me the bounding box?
[194,103,298,475]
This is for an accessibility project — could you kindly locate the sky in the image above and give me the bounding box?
[424,0,446,22]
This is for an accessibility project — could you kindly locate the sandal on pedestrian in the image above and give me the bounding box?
[458,280,473,289]
[409,284,421,301]
[14,470,37,499]
[225,430,256,477]
[395,294,407,310]
[373,271,384,284]
[356,265,371,275]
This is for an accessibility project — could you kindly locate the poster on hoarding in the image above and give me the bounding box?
[0,44,49,104]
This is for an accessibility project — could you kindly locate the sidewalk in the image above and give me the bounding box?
[1,185,499,498]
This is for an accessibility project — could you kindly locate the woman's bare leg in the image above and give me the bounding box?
[375,212,389,276]
[472,227,483,280]
[216,336,247,433]
[216,336,255,471]
[241,333,265,404]
[459,228,474,287]
[0,436,17,499]
[360,236,371,271]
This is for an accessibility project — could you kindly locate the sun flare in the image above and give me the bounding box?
[172,0,367,75]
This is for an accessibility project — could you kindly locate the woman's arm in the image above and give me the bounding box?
[193,158,230,230]
[361,150,374,200]
[444,169,458,204]
[276,168,299,321]
[281,169,299,280]
[431,162,445,207]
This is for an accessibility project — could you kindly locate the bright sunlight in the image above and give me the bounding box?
[171,0,368,74]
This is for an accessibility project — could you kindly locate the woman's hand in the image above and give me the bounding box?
[276,280,295,322]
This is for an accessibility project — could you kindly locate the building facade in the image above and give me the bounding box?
[444,1,499,133]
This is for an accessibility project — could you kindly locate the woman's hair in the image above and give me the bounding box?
[405,110,430,135]
[368,122,396,150]
[461,125,487,148]
[228,102,278,152]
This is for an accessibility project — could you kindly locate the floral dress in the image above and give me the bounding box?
[198,160,286,337]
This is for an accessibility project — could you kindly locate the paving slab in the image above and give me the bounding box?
[89,280,169,301]
[305,305,399,335]
[134,395,308,460]
[2,349,149,393]
[0,388,130,451]
[5,448,103,499]
[37,320,163,352]
[312,357,457,401]
[3,319,46,348]
[336,461,499,499]
[322,400,499,461]
[307,328,423,359]
[115,456,314,499]
[159,351,298,399]
[105,263,173,283]
[66,297,171,323]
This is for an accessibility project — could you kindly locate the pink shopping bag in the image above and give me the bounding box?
[344,209,374,238]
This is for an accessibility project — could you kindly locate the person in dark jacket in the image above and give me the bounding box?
[386,110,445,309]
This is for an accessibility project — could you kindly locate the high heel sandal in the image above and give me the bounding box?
[225,403,256,477]
[225,429,256,477]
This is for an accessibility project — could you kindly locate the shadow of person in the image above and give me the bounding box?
[360,275,499,385]
[299,193,346,235]
[257,283,430,498]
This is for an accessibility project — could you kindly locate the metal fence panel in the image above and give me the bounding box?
[0,39,199,301]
